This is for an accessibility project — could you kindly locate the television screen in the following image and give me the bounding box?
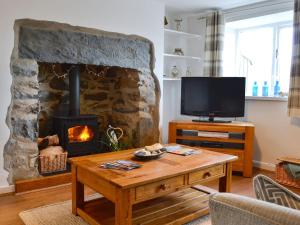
[181,77,245,118]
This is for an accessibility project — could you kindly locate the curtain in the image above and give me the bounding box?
[203,11,225,77]
[288,0,300,117]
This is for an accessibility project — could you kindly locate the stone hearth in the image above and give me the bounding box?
[4,19,160,184]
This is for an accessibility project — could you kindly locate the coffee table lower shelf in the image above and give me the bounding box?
[77,188,209,225]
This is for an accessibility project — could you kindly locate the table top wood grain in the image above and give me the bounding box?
[69,145,237,188]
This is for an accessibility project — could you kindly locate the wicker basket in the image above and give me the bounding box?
[39,152,68,174]
[276,158,300,188]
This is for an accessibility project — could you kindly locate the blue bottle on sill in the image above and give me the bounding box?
[274,80,280,96]
[252,81,258,96]
[262,81,269,97]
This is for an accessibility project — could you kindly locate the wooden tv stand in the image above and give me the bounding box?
[168,120,254,177]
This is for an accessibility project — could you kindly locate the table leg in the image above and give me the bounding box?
[72,164,84,215]
[219,162,232,192]
[115,188,132,225]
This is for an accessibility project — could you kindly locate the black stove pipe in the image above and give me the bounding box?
[69,65,80,116]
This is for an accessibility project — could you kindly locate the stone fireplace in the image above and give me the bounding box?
[4,19,160,183]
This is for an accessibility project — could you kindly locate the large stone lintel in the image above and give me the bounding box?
[16,19,155,71]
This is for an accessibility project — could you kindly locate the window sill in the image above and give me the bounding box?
[245,96,288,102]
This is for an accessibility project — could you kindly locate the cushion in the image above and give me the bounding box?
[253,174,300,210]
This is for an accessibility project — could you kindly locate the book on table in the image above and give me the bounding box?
[165,145,200,156]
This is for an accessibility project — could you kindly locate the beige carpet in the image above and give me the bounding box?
[19,199,211,225]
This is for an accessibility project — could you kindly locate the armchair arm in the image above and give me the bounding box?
[209,193,300,225]
[253,174,300,209]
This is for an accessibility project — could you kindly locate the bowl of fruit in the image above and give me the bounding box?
[134,143,166,160]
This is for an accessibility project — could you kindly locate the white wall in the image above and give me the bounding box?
[162,80,300,171]
[246,99,300,170]
[0,0,165,188]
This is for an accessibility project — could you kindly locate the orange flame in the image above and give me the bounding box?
[68,126,94,143]
[79,126,91,141]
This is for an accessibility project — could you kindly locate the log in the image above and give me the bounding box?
[38,135,59,150]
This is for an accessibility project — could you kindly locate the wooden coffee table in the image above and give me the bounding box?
[70,145,237,225]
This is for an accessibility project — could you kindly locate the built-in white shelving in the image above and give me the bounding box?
[162,12,207,143]
[164,28,202,39]
[163,14,205,78]
[164,53,201,61]
[163,77,181,81]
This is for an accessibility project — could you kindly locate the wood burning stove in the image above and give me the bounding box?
[53,114,99,157]
[53,65,99,157]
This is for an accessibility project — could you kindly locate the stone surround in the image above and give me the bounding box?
[4,19,160,184]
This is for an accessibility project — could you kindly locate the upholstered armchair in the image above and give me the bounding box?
[209,175,300,225]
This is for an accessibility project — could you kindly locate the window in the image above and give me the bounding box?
[223,11,293,97]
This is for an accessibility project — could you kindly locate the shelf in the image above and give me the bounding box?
[176,135,245,144]
[78,188,209,225]
[164,53,202,61]
[163,77,181,81]
[200,147,245,153]
[164,28,202,39]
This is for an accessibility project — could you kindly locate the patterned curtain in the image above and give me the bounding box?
[288,0,300,117]
[203,11,225,77]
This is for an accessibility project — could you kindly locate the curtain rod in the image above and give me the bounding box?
[223,0,293,22]
[224,0,293,15]
[168,0,293,21]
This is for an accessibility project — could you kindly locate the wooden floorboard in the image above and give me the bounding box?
[0,168,299,225]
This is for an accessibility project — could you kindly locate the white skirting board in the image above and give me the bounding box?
[253,160,276,171]
[0,185,15,194]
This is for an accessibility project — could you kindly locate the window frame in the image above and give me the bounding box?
[227,20,293,97]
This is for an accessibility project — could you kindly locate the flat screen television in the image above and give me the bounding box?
[181,77,245,122]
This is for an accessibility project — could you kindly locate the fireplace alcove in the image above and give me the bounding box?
[39,63,148,158]
[4,19,160,184]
